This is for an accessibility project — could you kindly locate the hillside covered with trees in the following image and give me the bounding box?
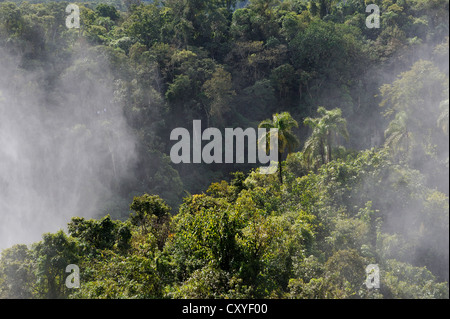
[0,0,448,299]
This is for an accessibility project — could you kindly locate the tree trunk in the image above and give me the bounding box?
[320,140,325,166]
[278,151,283,184]
[326,132,332,164]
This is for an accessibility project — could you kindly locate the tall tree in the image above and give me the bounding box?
[380,60,448,167]
[129,194,172,250]
[303,106,349,169]
[259,112,299,184]
[202,66,236,126]
[384,111,412,159]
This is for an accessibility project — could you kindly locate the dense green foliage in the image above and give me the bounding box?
[0,0,448,298]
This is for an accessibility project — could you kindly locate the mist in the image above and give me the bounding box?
[0,44,137,251]
[358,39,449,282]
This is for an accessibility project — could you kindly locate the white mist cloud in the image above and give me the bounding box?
[0,45,137,250]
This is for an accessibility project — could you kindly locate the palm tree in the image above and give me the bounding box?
[259,112,300,184]
[303,107,349,170]
[384,110,412,157]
